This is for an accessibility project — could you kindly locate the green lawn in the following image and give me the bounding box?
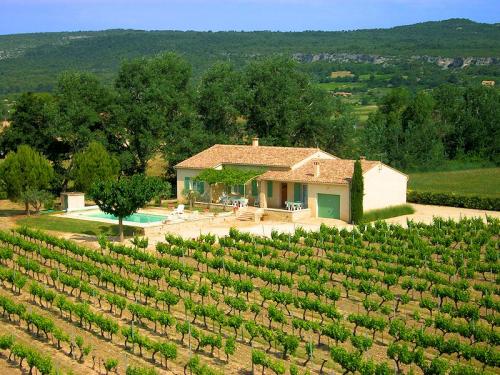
[315,81,367,91]
[17,215,141,237]
[353,104,378,123]
[408,168,500,198]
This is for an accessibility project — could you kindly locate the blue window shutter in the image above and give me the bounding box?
[184,177,191,191]
[267,181,273,198]
[252,180,258,197]
[238,184,244,195]
[302,184,308,207]
[294,183,301,202]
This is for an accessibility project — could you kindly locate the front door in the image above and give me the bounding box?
[281,183,288,208]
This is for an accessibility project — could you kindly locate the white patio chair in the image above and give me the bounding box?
[173,204,185,215]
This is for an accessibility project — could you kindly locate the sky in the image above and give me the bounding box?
[0,0,499,35]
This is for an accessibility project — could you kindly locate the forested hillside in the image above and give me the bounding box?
[0,18,499,94]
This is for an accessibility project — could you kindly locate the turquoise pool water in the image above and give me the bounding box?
[84,211,167,224]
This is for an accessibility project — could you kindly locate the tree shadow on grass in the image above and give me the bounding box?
[0,209,26,217]
[73,225,138,240]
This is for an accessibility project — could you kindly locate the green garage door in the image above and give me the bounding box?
[317,194,341,219]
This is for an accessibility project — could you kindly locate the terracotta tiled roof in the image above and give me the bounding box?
[175,144,328,169]
[259,159,380,185]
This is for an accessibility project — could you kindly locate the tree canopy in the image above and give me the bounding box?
[89,175,167,241]
[0,145,53,213]
[71,141,120,193]
[114,52,204,176]
[0,51,497,201]
[194,167,264,186]
[361,85,499,170]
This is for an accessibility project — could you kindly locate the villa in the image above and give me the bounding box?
[175,138,408,222]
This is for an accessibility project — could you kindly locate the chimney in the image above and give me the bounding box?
[314,161,320,177]
[252,137,259,147]
[360,156,366,160]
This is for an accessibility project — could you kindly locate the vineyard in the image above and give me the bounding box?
[0,217,498,374]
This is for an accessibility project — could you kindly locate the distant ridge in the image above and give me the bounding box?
[0,18,498,94]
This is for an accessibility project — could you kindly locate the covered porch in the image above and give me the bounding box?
[208,179,310,212]
[197,179,312,222]
[258,180,309,210]
[255,179,311,222]
[191,168,312,221]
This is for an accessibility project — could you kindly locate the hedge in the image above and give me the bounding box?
[361,204,415,223]
[407,191,500,211]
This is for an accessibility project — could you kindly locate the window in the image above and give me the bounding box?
[267,181,273,198]
[302,184,308,208]
[231,185,245,195]
[184,177,191,191]
[185,177,204,194]
[293,183,308,208]
[194,181,205,194]
[294,183,301,202]
[251,180,258,197]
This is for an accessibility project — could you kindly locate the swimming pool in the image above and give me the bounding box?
[83,211,168,224]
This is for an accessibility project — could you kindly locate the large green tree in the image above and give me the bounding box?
[0,92,58,159]
[71,141,120,193]
[54,72,116,189]
[89,175,166,241]
[401,91,444,169]
[362,88,445,170]
[243,57,307,145]
[0,145,54,213]
[243,56,354,155]
[114,53,205,176]
[435,85,500,163]
[197,62,246,141]
[0,75,116,192]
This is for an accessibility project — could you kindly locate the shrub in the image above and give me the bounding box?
[407,190,500,211]
[104,358,118,374]
[126,366,157,375]
[361,204,415,223]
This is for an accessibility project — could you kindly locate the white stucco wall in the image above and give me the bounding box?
[261,180,279,208]
[363,164,408,211]
[176,168,203,202]
[61,193,85,212]
[307,183,350,222]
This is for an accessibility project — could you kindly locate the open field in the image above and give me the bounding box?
[0,217,498,374]
[330,71,354,78]
[409,168,500,198]
[316,81,367,92]
[353,104,378,123]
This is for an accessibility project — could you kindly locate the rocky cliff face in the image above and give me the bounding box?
[292,53,499,68]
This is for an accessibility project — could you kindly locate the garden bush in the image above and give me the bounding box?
[407,190,500,211]
[361,204,415,223]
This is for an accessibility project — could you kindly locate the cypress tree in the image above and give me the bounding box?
[350,159,364,224]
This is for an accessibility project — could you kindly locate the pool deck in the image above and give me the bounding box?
[62,207,234,230]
